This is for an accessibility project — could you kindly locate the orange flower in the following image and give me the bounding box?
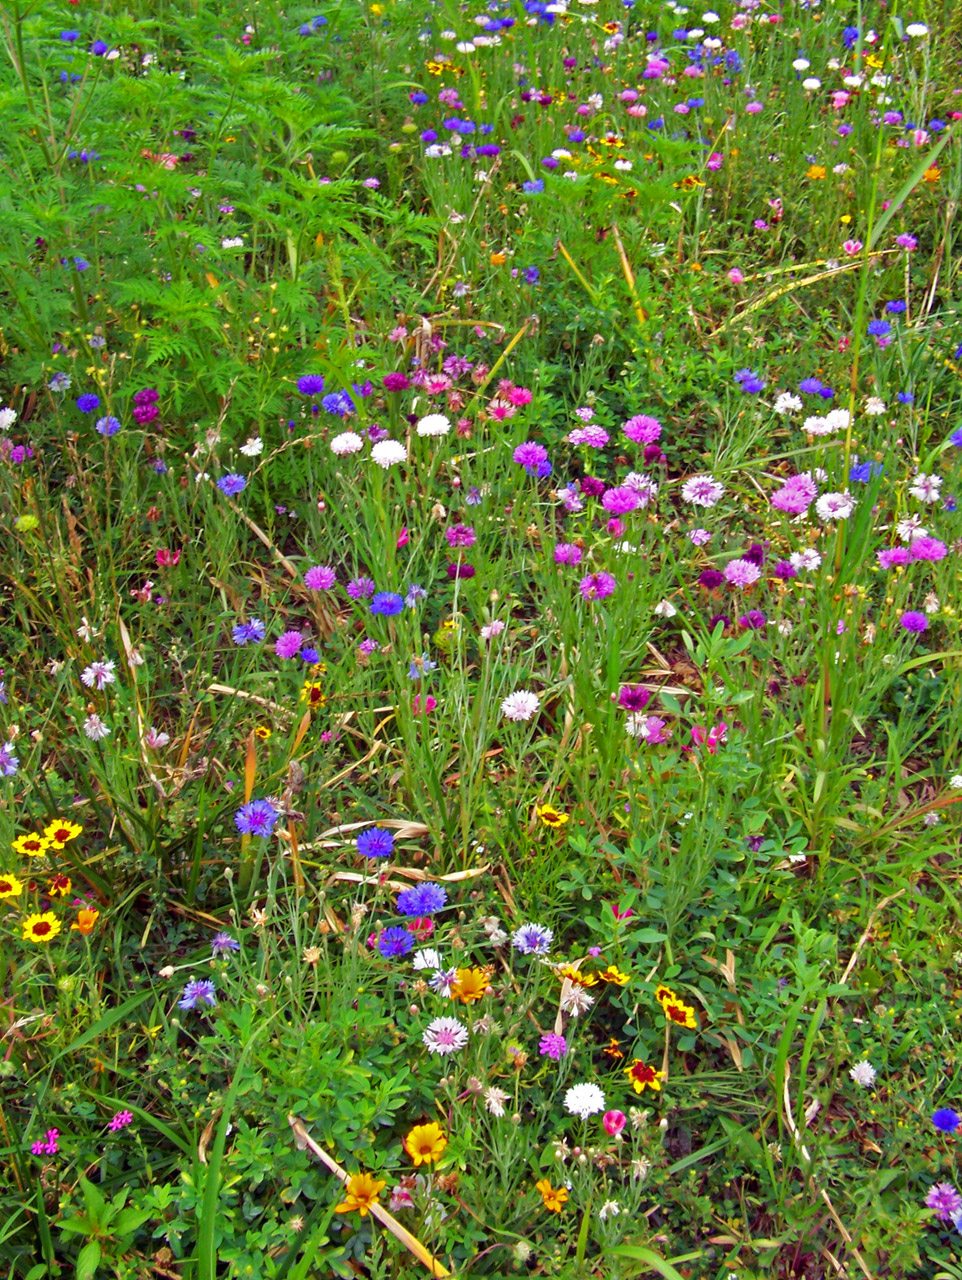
[602,1037,624,1060]
[535,1178,568,1211]
[624,1059,665,1094]
[452,967,489,1004]
[923,166,941,183]
[71,909,100,935]
[334,1171,386,1217]
[806,165,826,180]
[404,1122,447,1166]
[489,253,507,266]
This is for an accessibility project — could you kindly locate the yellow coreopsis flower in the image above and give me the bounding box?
[403,1122,447,1167]
[334,1171,386,1217]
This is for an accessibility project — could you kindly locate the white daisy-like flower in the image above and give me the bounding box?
[680,474,725,507]
[653,599,677,617]
[413,948,443,971]
[416,413,452,437]
[906,22,928,36]
[81,659,117,690]
[484,1087,509,1117]
[83,714,110,741]
[598,1200,621,1221]
[814,491,856,522]
[909,472,942,503]
[564,1082,606,1119]
[824,408,852,432]
[789,549,822,571]
[803,415,832,436]
[559,985,595,1016]
[802,77,822,91]
[773,392,802,415]
[849,1060,877,1087]
[864,397,887,415]
[0,407,17,430]
[422,1016,469,1055]
[330,431,363,456]
[239,436,264,457]
[948,775,962,790]
[221,236,244,249]
[500,690,540,721]
[371,439,407,468]
[896,514,927,542]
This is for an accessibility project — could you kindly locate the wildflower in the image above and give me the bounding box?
[71,908,99,934]
[536,804,569,828]
[681,475,725,507]
[910,537,948,562]
[909,472,942,503]
[80,659,117,690]
[815,491,856,522]
[397,884,447,917]
[234,800,279,837]
[274,630,303,660]
[357,827,394,858]
[404,1122,448,1165]
[513,441,548,471]
[297,374,326,396]
[512,922,553,955]
[560,985,595,1016]
[625,1060,664,1093]
[484,1087,509,1117]
[44,819,83,849]
[579,572,617,601]
[371,440,407,468]
[599,964,630,985]
[331,431,363,455]
[554,543,583,566]
[452,967,489,1003]
[178,978,217,1010]
[31,1129,59,1156]
[334,1171,386,1217]
[900,611,929,634]
[211,932,240,956]
[108,1111,134,1131]
[535,1179,568,1211]
[232,618,265,645]
[663,997,698,1029]
[627,714,670,744]
[932,1109,961,1133]
[83,715,110,741]
[416,414,451,437]
[564,1083,606,1119]
[413,948,443,972]
[598,1200,621,1221]
[370,592,404,616]
[539,1033,567,1060]
[501,691,540,722]
[0,872,23,898]
[76,393,100,413]
[216,473,247,496]
[723,559,761,589]
[22,913,62,943]
[96,416,121,436]
[429,967,458,997]
[14,834,50,857]
[378,926,415,959]
[304,565,336,590]
[926,1182,962,1222]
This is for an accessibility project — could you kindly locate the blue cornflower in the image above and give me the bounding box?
[512,922,553,956]
[321,390,355,417]
[234,799,279,837]
[232,618,266,645]
[898,391,914,404]
[96,416,121,436]
[48,371,72,393]
[798,377,823,395]
[842,25,859,47]
[357,827,394,859]
[867,319,891,337]
[397,883,448,917]
[522,266,540,284]
[297,374,325,396]
[217,473,247,496]
[60,29,80,41]
[0,744,19,778]
[378,926,414,959]
[90,40,108,55]
[300,646,320,664]
[179,978,217,1010]
[734,369,766,394]
[886,299,907,313]
[817,386,835,400]
[849,460,884,483]
[933,1108,961,1134]
[408,652,437,680]
[311,14,328,27]
[949,428,962,447]
[522,179,544,194]
[421,129,438,143]
[211,932,240,956]
[410,91,429,104]
[371,591,404,616]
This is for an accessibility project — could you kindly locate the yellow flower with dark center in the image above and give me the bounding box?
[602,20,621,33]
[536,804,569,829]
[663,998,698,1030]
[654,983,677,1007]
[806,165,826,180]
[556,963,598,987]
[674,175,705,190]
[254,725,272,740]
[47,874,72,898]
[43,819,83,849]
[599,964,630,986]
[334,1171,387,1216]
[452,967,489,1003]
[426,61,445,75]
[71,909,100,935]
[535,1179,568,1211]
[14,833,51,858]
[0,872,23,898]
[22,912,61,943]
[403,1122,447,1166]
[300,681,326,708]
[624,1059,664,1093]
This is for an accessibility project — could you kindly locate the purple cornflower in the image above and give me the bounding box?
[539,1033,567,1060]
[723,559,761,588]
[877,547,910,569]
[304,565,337,590]
[383,372,410,391]
[211,932,241,956]
[699,569,724,589]
[554,543,583,566]
[568,425,609,448]
[513,441,548,471]
[925,1182,962,1222]
[31,1129,59,1156]
[297,374,326,396]
[371,592,404,616]
[771,475,818,514]
[579,572,616,601]
[76,393,100,413]
[932,1108,961,1134]
[580,476,605,497]
[357,827,394,859]
[446,562,475,579]
[397,883,448,916]
[217,473,247,496]
[900,611,928,634]
[96,416,121,436]
[618,685,651,711]
[346,576,375,599]
[108,1111,134,1131]
[179,978,217,1010]
[738,611,767,630]
[405,584,427,608]
[772,561,797,580]
[624,414,662,444]
[512,922,553,956]
[232,618,266,645]
[378,926,414,959]
[909,537,948,562]
[275,630,304,659]
[234,799,279,837]
[445,523,477,548]
[0,744,19,777]
[602,486,641,515]
[300,647,320,664]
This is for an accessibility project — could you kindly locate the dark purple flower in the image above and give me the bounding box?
[900,611,928,633]
[618,685,651,711]
[579,475,606,497]
[738,611,767,630]
[76,393,100,413]
[447,562,475,579]
[699,569,724,589]
[383,372,410,391]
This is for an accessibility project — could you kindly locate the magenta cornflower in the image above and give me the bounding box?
[108,1110,134,1131]
[601,486,641,515]
[554,543,583,565]
[618,685,650,711]
[925,1182,962,1222]
[539,1033,567,1060]
[304,565,336,590]
[723,559,761,588]
[513,441,548,469]
[909,537,947,562]
[771,475,817,514]
[275,630,303,658]
[445,523,477,548]
[878,547,911,569]
[579,572,616,601]
[623,414,662,444]
[382,372,410,391]
[900,611,928,633]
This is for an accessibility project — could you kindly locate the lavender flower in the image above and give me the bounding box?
[512,923,553,955]
[234,799,279,837]
[179,978,217,1010]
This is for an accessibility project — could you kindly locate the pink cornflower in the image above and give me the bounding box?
[275,630,303,659]
[554,543,583,566]
[445,523,476,548]
[539,1033,567,1060]
[579,572,617,601]
[623,414,662,444]
[601,486,641,515]
[304,565,336,590]
[723,559,761,588]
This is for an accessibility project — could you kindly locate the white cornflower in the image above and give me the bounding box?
[909,472,942,503]
[849,1060,877,1087]
[924,593,940,615]
[773,392,802,415]
[500,690,540,721]
[83,714,110,741]
[948,775,962,790]
[330,431,363,456]
[480,620,506,640]
[623,472,658,505]
[598,1200,621,1221]
[924,812,941,827]
[221,236,244,249]
[144,726,170,749]
[564,1082,605,1119]
[239,436,264,456]
[653,599,677,617]
[422,1016,469,1055]
[371,439,407,468]
[681,474,725,507]
[803,415,831,436]
[792,58,810,71]
[864,397,886,415]
[0,408,17,430]
[484,1087,509,1117]
[413,948,443,971]
[81,659,117,690]
[424,144,452,159]
[824,408,851,432]
[559,985,595,1016]
[896,514,927,542]
[815,491,856,522]
[789,549,822,571]
[630,1157,651,1181]
[416,413,452,437]
[802,77,822,90]
[906,22,928,36]
[777,619,794,636]
[76,616,100,642]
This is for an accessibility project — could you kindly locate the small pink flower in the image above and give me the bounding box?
[603,1110,627,1137]
[727,267,744,284]
[396,527,409,548]
[156,548,181,568]
[610,903,635,921]
[842,239,864,256]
